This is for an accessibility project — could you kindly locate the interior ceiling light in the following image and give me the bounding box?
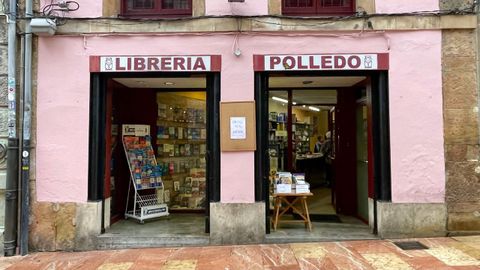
[164,82,175,86]
[272,96,297,105]
[302,105,306,108]
[272,96,289,104]
[309,106,320,112]
[302,80,314,85]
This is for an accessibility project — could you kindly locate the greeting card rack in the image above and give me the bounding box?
[122,125,169,223]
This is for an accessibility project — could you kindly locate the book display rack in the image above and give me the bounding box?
[122,124,169,223]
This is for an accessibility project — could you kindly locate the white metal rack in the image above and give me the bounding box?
[122,124,169,223]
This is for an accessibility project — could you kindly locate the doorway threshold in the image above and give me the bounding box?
[266,221,378,244]
[97,214,209,250]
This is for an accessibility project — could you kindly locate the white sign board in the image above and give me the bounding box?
[275,184,292,194]
[100,56,211,72]
[122,124,150,136]
[230,117,246,139]
[265,54,379,71]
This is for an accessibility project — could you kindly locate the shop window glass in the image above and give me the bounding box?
[282,0,354,15]
[162,0,189,9]
[122,0,192,17]
[285,0,314,8]
[131,0,154,9]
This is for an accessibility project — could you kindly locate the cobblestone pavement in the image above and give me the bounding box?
[2,237,480,269]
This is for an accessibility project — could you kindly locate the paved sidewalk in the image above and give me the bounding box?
[2,236,480,269]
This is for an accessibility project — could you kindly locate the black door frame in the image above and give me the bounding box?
[254,70,391,234]
[88,72,221,234]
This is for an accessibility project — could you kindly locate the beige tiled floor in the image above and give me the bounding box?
[3,237,480,269]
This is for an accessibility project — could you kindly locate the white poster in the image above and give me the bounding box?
[230,117,246,140]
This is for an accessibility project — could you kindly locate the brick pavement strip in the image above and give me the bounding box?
[1,237,480,269]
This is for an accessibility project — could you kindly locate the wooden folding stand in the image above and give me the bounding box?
[272,193,313,231]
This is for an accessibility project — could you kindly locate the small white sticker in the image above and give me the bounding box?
[22,151,29,158]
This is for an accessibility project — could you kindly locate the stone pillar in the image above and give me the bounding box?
[210,203,265,245]
[443,29,480,234]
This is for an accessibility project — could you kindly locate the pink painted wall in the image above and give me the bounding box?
[206,0,268,16]
[387,31,444,203]
[376,0,439,13]
[37,31,444,203]
[37,37,91,202]
[39,0,102,18]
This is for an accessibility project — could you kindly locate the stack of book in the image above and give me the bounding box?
[274,172,293,193]
[292,173,310,194]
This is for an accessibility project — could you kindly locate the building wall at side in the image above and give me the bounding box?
[442,29,480,234]
[0,1,9,255]
[438,0,480,237]
[31,30,446,249]
[24,0,480,251]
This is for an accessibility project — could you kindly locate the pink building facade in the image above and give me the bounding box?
[26,0,480,250]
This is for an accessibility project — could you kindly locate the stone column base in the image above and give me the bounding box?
[209,202,265,245]
[377,201,447,238]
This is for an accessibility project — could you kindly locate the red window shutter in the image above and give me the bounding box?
[283,0,317,15]
[318,0,354,14]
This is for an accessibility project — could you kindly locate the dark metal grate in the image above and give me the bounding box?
[393,241,429,250]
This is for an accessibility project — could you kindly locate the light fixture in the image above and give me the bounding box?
[272,96,288,104]
[234,48,242,57]
[308,106,320,112]
[30,18,57,36]
[272,96,298,105]
[302,105,306,108]
[164,82,175,86]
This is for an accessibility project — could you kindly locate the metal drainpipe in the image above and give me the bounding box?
[4,0,19,257]
[19,0,33,256]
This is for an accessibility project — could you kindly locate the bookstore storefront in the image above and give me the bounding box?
[34,31,445,250]
[88,55,221,245]
[253,54,390,237]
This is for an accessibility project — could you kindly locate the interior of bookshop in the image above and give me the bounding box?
[104,76,209,235]
[267,75,373,237]
[103,74,373,239]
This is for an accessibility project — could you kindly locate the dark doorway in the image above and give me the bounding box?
[255,71,391,240]
[88,72,220,239]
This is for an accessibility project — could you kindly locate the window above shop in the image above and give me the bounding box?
[282,0,355,16]
[121,0,192,17]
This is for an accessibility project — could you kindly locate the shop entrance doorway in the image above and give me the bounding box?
[255,70,392,242]
[88,71,220,249]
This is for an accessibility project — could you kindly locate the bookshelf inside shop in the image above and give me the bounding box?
[293,122,311,155]
[268,112,312,173]
[267,111,315,209]
[156,92,207,211]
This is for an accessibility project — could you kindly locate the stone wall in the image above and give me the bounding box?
[440,0,475,11]
[443,29,480,234]
[30,199,102,251]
